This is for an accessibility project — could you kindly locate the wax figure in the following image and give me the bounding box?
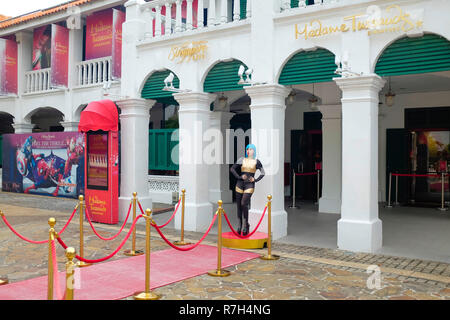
[230,144,265,236]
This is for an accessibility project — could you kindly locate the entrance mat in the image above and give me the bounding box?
[0,245,259,300]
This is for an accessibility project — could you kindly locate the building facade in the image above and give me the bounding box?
[1,0,450,254]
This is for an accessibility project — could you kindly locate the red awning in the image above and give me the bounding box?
[78,99,119,132]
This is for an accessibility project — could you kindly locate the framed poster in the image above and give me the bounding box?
[87,131,109,190]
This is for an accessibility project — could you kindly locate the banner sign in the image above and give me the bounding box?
[32,25,52,70]
[85,9,113,60]
[51,24,69,87]
[1,132,85,198]
[0,38,18,94]
[112,9,125,78]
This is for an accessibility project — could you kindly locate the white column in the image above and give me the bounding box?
[318,104,342,214]
[175,0,182,33]
[220,0,227,24]
[12,123,34,133]
[208,0,216,26]
[245,84,290,240]
[15,31,33,96]
[60,121,80,132]
[186,0,193,30]
[233,0,240,21]
[197,0,204,29]
[335,74,385,253]
[116,98,155,224]
[165,2,172,35]
[173,92,216,232]
[208,111,234,203]
[155,5,162,36]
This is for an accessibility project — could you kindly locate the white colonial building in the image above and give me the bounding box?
[1,0,450,255]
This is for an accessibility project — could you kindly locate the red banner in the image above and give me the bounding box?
[32,25,52,70]
[112,9,125,79]
[0,38,18,94]
[51,24,69,87]
[85,9,113,60]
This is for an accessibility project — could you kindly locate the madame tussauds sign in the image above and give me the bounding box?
[295,5,424,40]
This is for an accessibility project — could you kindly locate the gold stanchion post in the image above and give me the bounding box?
[124,192,144,256]
[260,195,280,261]
[65,247,76,300]
[0,211,9,285]
[174,189,191,245]
[208,200,231,277]
[134,209,161,300]
[77,195,91,268]
[48,217,56,300]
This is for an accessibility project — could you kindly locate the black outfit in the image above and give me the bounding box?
[230,157,265,235]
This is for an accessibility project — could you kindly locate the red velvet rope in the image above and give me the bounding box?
[391,173,447,178]
[57,214,144,264]
[138,199,181,229]
[0,205,79,245]
[151,214,217,252]
[294,172,318,176]
[84,201,132,241]
[222,206,267,239]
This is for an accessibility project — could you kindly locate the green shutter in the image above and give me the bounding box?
[291,0,300,8]
[204,60,248,93]
[149,129,179,171]
[240,0,247,19]
[375,34,450,77]
[279,49,339,85]
[141,70,180,104]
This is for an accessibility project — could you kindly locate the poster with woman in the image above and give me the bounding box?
[32,25,52,70]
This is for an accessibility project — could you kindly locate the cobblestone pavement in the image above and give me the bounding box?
[0,193,449,300]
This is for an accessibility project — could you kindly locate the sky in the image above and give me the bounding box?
[1,0,67,18]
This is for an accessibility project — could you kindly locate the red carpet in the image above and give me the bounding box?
[0,245,259,300]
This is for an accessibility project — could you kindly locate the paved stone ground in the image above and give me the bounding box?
[0,192,449,300]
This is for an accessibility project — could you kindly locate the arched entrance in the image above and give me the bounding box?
[141,69,181,204]
[278,48,341,212]
[203,59,251,205]
[375,33,450,261]
[25,107,65,132]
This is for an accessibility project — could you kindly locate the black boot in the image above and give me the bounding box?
[242,218,249,236]
[237,218,242,235]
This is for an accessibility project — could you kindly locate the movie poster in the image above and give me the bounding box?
[0,38,18,95]
[1,132,85,198]
[32,25,52,70]
[50,24,69,87]
[85,9,113,60]
[112,9,125,79]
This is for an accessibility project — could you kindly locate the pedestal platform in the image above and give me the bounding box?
[222,232,268,249]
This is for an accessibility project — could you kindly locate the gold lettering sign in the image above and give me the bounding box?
[295,5,423,40]
[168,41,208,63]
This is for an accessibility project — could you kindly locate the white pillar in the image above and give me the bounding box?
[174,92,216,232]
[335,74,385,253]
[12,123,34,133]
[60,121,80,132]
[245,84,290,240]
[318,104,341,214]
[208,0,216,26]
[116,98,155,224]
[208,110,234,204]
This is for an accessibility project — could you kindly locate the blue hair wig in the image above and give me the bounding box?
[245,144,256,158]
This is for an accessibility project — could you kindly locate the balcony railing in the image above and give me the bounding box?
[25,68,52,93]
[140,0,251,40]
[76,56,112,87]
[280,0,336,12]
